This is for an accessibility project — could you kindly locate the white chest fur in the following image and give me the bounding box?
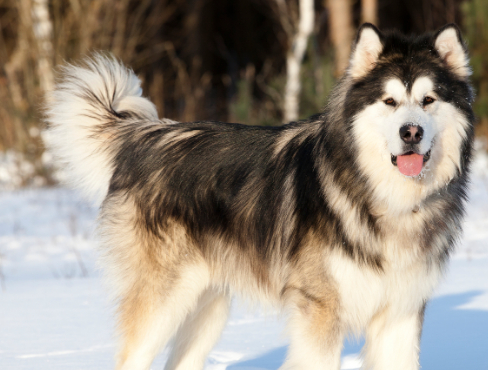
[327,250,443,335]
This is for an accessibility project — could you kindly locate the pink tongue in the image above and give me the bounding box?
[397,153,424,176]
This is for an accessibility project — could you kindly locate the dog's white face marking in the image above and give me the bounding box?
[352,75,469,213]
[383,79,407,104]
[411,76,435,102]
[380,77,437,157]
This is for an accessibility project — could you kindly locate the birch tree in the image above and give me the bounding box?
[282,0,315,122]
[30,0,54,93]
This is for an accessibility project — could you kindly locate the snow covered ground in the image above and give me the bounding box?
[1,152,488,370]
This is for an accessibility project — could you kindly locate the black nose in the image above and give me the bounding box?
[399,124,423,144]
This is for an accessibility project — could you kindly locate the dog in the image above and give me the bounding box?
[45,23,474,370]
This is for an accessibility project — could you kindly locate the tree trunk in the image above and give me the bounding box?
[31,0,54,93]
[326,0,353,77]
[283,0,315,122]
[361,0,378,25]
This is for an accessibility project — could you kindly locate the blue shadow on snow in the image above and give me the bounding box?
[228,291,488,370]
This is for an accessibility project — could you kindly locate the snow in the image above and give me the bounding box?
[0,150,47,190]
[1,151,488,369]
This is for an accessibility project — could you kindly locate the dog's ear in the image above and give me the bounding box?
[349,23,384,79]
[434,24,471,78]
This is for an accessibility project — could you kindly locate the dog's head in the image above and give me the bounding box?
[343,24,474,210]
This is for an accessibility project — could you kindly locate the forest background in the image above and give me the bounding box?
[0,0,486,187]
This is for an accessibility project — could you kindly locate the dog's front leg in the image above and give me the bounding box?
[280,288,343,370]
[362,304,426,370]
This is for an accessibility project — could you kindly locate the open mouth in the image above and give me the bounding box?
[391,150,431,176]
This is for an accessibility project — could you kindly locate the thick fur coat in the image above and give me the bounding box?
[45,24,474,370]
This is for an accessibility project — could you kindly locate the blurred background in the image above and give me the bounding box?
[0,0,487,188]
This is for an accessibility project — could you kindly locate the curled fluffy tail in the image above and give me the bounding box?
[45,54,159,202]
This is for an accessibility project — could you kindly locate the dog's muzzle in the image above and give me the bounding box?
[400,124,423,145]
[390,124,431,176]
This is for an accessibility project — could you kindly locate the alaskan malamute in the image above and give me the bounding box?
[45,23,474,370]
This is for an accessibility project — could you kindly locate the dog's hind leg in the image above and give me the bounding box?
[114,262,211,370]
[100,195,212,370]
[164,287,231,370]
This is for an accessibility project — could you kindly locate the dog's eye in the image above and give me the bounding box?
[384,98,396,106]
[423,96,435,106]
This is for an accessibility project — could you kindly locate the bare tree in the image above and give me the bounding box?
[361,0,378,25]
[281,0,315,122]
[0,0,478,173]
[326,0,353,77]
[30,0,54,93]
